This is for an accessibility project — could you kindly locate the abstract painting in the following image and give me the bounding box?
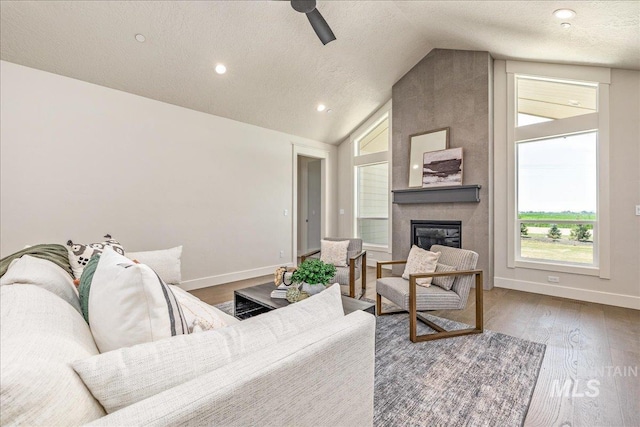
[423,147,463,187]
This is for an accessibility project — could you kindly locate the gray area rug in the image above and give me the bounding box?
[215,301,545,427]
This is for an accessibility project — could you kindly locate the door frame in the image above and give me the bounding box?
[292,145,328,262]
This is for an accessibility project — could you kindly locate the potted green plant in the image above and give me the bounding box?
[291,259,337,295]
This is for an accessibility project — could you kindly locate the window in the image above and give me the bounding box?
[507,63,610,277]
[517,132,597,265]
[357,162,388,245]
[354,113,390,247]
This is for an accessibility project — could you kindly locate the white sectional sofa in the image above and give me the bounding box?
[0,257,376,426]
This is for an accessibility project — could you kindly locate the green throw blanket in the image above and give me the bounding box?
[0,244,73,278]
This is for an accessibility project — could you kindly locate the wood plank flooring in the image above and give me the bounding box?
[189,267,640,427]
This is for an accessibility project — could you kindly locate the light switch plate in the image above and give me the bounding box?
[636,205,640,216]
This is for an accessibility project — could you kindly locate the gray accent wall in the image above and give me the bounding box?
[391,49,494,289]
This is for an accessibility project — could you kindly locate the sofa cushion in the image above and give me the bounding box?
[127,246,183,285]
[72,283,344,413]
[0,285,105,425]
[0,255,81,314]
[88,247,188,353]
[67,234,125,279]
[402,245,441,286]
[376,276,461,311]
[169,284,239,332]
[87,310,376,427]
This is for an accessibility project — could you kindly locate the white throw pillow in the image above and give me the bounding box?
[1,285,105,425]
[169,284,238,332]
[320,239,350,267]
[73,284,344,413]
[88,247,189,353]
[127,246,183,284]
[0,255,81,314]
[402,245,441,286]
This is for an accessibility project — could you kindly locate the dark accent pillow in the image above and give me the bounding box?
[78,253,101,323]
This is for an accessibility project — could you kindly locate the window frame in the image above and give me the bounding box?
[506,61,610,278]
[351,101,392,250]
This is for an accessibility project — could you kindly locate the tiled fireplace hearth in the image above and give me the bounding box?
[411,220,462,250]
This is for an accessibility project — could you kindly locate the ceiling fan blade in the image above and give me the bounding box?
[306,8,336,45]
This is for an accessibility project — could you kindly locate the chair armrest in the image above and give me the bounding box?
[408,269,483,280]
[300,249,321,263]
[376,260,408,279]
[349,250,366,264]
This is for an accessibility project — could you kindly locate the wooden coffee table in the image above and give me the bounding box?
[234,282,375,320]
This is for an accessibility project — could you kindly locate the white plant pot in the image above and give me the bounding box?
[301,282,326,295]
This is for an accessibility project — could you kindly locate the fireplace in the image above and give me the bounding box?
[411,220,462,250]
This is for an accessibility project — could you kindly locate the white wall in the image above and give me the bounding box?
[493,60,640,309]
[0,61,338,290]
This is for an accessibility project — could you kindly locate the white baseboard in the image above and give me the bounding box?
[494,277,640,310]
[179,262,295,291]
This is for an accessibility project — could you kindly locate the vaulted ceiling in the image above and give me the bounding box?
[1,1,638,144]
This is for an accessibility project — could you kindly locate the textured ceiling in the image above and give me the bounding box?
[1,1,638,144]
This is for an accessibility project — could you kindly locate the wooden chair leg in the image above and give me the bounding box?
[475,271,484,332]
[349,263,355,298]
[410,271,484,343]
[361,253,367,292]
[409,277,417,342]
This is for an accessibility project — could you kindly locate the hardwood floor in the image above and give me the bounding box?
[189,267,640,427]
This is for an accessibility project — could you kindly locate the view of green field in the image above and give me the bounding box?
[519,212,595,264]
[520,238,593,264]
[519,211,595,221]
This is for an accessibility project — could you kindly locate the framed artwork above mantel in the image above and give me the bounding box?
[408,127,450,187]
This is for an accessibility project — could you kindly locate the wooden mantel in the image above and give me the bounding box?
[392,185,481,204]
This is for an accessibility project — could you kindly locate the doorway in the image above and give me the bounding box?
[297,156,322,256]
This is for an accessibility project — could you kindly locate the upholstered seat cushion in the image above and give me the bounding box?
[376,276,461,311]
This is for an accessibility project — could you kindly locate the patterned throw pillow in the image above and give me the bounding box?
[67,234,125,279]
[432,263,457,290]
[320,239,350,267]
[402,245,441,286]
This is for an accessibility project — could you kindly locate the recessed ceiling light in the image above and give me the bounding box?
[316,104,326,112]
[560,22,572,29]
[326,109,333,114]
[215,64,227,75]
[135,34,146,43]
[553,9,576,19]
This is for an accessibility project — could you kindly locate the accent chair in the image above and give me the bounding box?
[301,237,366,299]
[375,244,483,342]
